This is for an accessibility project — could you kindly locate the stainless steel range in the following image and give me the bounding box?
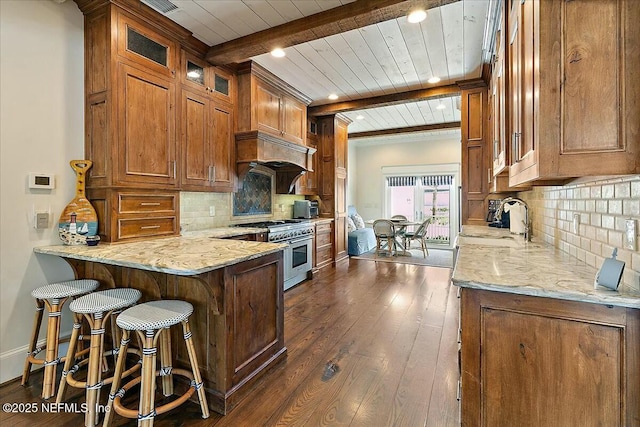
[235,220,314,290]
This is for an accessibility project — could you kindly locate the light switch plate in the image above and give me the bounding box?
[624,219,637,251]
[35,212,49,229]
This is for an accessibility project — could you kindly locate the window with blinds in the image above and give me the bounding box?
[386,175,453,187]
[385,174,454,244]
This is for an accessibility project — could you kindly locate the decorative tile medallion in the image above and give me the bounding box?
[233,171,272,216]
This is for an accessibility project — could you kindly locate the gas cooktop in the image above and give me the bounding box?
[235,219,310,229]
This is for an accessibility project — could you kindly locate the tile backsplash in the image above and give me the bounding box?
[180,192,305,232]
[518,175,640,292]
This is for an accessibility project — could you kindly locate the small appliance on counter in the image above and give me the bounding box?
[487,199,510,228]
[294,200,319,219]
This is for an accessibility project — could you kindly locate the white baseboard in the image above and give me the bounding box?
[1,335,70,385]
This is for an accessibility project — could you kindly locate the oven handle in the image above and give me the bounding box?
[285,236,313,245]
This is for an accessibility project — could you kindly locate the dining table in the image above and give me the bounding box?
[366,219,421,256]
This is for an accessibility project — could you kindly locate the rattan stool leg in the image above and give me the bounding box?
[84,312,106,426]
[159,328,174,397]
[103,329,131,427]
[139,329,159,427]
[22,299,45,386]
[42,297,66,399]
[182,320,209,419]
[56,314,83,404]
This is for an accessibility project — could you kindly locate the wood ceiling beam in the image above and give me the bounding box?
[348,121,461,139]
[308,83,461,116]
[206,0,459,65]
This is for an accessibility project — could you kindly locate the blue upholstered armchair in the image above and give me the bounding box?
[347,206,377,256]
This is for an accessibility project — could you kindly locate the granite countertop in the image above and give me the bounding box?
[311,217,334,224]
[34,235,286,276]
[181,227,268,238]
[452,225,640,309]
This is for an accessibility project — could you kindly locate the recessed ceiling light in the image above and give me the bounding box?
[356,115,364,120]
[271,48,286,58]
[436,102,446,110]
[428,76,441,84]
[187,70,201,78]
[328,94,339,100]
[407,9,427,24]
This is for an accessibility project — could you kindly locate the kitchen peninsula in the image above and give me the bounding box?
[34,234,287,415]
[453,226,640,426]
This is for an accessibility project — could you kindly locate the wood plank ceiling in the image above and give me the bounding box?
[145,0,491,137]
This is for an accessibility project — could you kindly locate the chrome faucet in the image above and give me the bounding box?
[495,197,531,242]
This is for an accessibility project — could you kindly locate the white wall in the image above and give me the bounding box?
[347,141,357,207]
[350,132,461,221]
[0,0,84,383]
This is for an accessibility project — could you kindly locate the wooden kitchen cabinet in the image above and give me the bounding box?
[507,0,640,186]
[77,2,210,242]
[460,82,490,225]
[460,288,640,426]
[181,51,234,102]
[295,118,319,195]
[487,10,526,195]
[179,87,235,192]
[318,115,350,264]
[117,62,177,187]
[89,189,179,242]
[313,220,334,271]
[236,61,311,146]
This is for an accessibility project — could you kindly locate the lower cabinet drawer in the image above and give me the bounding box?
[118,216,177,240]
[315,231,332,247]
[316,245,333,265]
[118,193,177,213]
[316,223,332,234]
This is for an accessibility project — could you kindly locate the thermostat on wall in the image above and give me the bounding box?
[29,173,55,189]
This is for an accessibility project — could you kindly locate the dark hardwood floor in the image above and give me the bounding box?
[0,259,459,426]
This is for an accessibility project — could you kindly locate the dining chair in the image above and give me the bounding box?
[373,219,396,256]
[403,218,432,257]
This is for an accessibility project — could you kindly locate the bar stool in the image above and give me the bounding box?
[22,279,99,399]
[104,300,209,427]
[56,288,143,427]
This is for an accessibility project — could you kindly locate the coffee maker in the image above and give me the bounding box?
[487,199,501,222]
[487,199,510,228]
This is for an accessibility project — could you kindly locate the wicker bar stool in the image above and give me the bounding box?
[104,300,209,427]
[22,279,99,399]
[56,288,142,427]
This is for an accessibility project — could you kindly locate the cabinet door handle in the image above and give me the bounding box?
[172,161,177,179]
[140,225,161,230]
[488,168,492,184]
[512,133,521,163]
[211,165,216,182]
[139,202,161,206]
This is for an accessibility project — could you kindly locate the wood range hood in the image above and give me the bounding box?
[235,130,316,194]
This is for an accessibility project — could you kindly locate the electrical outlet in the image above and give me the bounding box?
[572,213,580,235]
[209,206,215,217]
[623,219,637,251]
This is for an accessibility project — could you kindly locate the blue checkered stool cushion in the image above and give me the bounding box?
[22,279,99,400]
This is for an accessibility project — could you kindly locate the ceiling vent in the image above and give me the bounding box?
[141,0,178,14]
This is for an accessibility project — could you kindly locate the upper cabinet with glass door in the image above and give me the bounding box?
[117,14,177,78]
[181,51,234,103]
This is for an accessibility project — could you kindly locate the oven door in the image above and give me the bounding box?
[283,236,313,287]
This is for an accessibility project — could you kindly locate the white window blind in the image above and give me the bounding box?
[386,175,453,187]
